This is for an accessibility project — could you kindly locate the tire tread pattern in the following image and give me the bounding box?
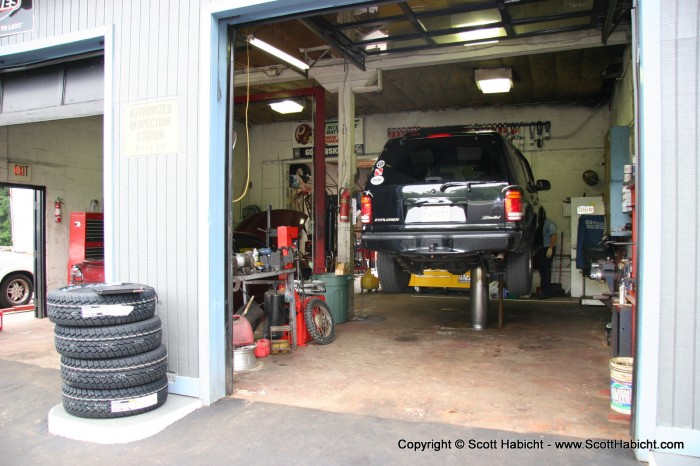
[54,316,162,359]
[61,375,169,419]
[47,284,157,327]
[506,243,533,296]
[376,252,411,293]
[61,344,168,389]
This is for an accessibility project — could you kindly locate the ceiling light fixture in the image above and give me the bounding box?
[458,26,505,42]
[464,40,499,47]
[269,100,305,114]
[247,35,310,71]
[475,68,513,94]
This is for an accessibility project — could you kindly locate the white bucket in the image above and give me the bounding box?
[609,357,633,414]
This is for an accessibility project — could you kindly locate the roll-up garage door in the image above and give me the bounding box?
[0,54,103,125]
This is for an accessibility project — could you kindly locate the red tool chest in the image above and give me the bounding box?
[67,212,104,283]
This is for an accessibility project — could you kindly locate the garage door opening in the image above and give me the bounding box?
[221,0,636,448]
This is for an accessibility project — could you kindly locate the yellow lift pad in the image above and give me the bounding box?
[408,269,470,289]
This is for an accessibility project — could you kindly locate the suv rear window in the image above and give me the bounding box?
[376,134,507,184]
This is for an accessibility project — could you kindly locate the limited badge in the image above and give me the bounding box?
[370,176,384,185]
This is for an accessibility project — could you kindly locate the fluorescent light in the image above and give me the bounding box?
[451,9,502,28]
[269,100,305,114]
[464,40,499,47]
[475,68,513,94]
[458,26,505,42]
[247,35,309,71]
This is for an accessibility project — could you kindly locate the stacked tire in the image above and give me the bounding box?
[48,283,168,419]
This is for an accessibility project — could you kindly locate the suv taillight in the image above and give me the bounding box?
[361,194,373,224]
[504,189,523,221]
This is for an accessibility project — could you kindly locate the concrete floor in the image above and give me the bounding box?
[0,288,639,464]
[236,288,631,440]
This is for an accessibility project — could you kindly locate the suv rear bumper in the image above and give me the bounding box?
[362,230,523,257]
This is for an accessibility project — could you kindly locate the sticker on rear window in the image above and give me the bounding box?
[376,160,385,168]
[370,176,384,185]
[374,167,384,176]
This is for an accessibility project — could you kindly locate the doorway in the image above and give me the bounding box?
[0,183,46,318]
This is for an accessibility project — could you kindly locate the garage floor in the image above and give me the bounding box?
[235,286,631,440]
[0,287,638,464]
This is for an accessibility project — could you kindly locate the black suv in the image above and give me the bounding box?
[360,129,550,296]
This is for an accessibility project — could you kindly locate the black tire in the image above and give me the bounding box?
[61,375,169,419]
[376,252,411,293]
[0,272,33,308]
[61,344,168,390]
[48,283,157,327]
[54,316,162,359]
[304,298,335,345]
[506,243,533,296]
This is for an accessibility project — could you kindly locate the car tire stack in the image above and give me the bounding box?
[48,283,168,419]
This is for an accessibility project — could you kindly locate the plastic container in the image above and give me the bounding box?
[254,339,270,358]
[312,273,352,324]
[360,269,379,292]
[609,357,633,414]
[232,314,254,347]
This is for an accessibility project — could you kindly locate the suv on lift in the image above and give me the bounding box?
[360,128,550,296]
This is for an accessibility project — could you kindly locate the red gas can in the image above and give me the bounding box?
[254,339,271,358]
[233,315,254,347]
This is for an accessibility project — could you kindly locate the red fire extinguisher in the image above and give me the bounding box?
[54,197,63,223]
[339,188,351,222]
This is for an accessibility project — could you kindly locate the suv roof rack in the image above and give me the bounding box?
[404,126,498,137]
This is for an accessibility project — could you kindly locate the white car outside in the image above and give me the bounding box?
[0,247,34,308]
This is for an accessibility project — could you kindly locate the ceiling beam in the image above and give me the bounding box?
[299,16,366,71]
[234,27,629,90]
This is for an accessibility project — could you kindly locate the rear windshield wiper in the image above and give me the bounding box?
[439,181,488,192]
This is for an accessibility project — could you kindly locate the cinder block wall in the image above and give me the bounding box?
[0,117,104,291]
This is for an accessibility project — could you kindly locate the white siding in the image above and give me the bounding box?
[1,0,210,381]
[657,0,700,431]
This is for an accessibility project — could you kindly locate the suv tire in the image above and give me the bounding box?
[61,375,168,419]
[47,284,157,327]
[506,244,533,296]
[377,252,410,293]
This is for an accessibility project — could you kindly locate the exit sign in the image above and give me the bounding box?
[8,163,31,182]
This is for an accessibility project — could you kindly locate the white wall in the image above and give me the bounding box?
[0,117,104,291]
[241,103,611,291]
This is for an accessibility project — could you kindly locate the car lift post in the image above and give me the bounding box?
[470,266,488,329]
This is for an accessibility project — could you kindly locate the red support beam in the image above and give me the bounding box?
[312,87,326,274]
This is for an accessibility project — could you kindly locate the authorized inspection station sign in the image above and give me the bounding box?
[123,99,180,157]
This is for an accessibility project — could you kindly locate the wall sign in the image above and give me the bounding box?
[0,0,33,37]
[292,118,364,158]
[8,162,31,183]
[123,99,179,157]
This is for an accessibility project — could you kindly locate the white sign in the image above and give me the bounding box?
[124,99,179,157]
[576,205,596,215]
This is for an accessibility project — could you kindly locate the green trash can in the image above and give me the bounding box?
[312,273,352,324]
